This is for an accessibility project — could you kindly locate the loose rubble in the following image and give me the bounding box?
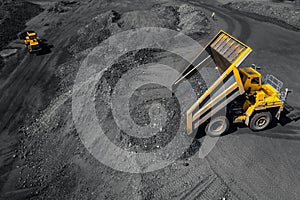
[15,3,210,199]
[47,1,80,13]
[224,1,300,30]
[69,4,211,54]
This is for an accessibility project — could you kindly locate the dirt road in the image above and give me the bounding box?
[186,1,300,199]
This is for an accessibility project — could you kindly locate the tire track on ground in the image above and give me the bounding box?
[0,56,44,131]
[181,1,255,199]
[0,45,61,133]
[143,161,213,199]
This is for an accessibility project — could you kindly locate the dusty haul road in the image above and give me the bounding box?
[0,0,300,199]
[185,1,300,199]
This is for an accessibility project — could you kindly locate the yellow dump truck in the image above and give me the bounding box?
[174,30,290,137]
[19,31,42,53]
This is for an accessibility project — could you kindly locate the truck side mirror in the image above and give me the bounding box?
[251,64,261,70]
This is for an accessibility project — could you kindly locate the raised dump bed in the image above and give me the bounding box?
[173,30,288,136]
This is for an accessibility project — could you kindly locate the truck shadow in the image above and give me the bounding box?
[228,104,300,139]
[36,40,54,56]
[276,104,300,126]
[178,124,207,160]
[179,139,202,160]
[178,104,300,161]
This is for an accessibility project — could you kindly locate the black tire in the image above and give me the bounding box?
[249,112,272,131]
[205,116,230,137]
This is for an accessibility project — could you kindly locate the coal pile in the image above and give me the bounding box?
[69,4,211,55]
[47,1,80,13]
[15,2,210,199]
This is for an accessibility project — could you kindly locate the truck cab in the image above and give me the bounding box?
[239,67,262,94]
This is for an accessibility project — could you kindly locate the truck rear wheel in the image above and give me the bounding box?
[27,46,32,53]
[249,112,272,131]
[205,116,229,137]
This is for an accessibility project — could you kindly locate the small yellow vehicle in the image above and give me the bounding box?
[174,30,290,137]
[19,31,42,53]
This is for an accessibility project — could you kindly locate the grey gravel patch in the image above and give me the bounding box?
[0,49,18,58]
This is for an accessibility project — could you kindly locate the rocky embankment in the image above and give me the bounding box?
[223,1,300,30]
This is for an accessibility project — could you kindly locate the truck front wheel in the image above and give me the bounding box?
[27,46,32,53]
[205,116,229,137]
[249,112,272,131]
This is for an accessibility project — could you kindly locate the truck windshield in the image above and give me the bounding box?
[251,77,260,84]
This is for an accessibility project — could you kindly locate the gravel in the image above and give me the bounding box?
[177,4,211,37]
[47,1,80,13]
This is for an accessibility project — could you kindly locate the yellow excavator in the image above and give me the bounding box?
[174,30,290,137]
[19,31,42,53]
